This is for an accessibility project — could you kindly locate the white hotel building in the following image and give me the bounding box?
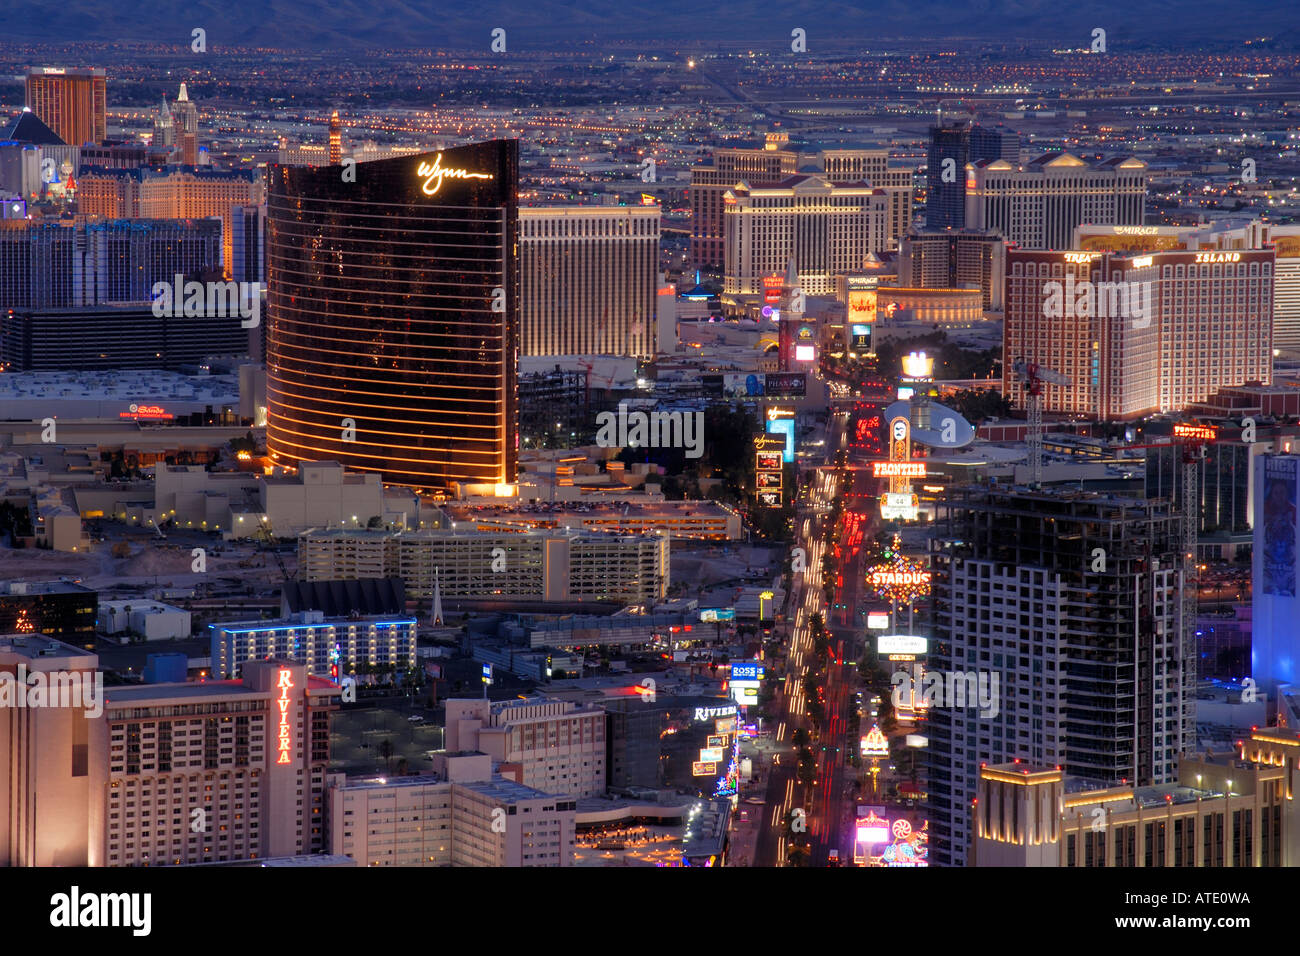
[965,153,1147,251]
[723,174,889,297]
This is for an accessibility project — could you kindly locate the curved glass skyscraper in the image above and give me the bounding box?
[266,140,518,490]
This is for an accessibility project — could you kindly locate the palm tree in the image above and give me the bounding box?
[378,738,394,771]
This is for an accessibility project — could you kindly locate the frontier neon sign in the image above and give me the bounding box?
[275,668,294,766]
[417,154,494,197]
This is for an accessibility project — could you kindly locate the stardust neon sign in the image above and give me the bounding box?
[417,154,494,197]
[275,668,294,765]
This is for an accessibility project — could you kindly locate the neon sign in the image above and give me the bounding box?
[275,668,294,765]
[417,154,494,197]
[119,404,173,420]
[1173,423,1217,441]
[873,462,926,478]
[1194,252,1240,264]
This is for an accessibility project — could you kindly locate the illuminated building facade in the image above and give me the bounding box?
[899,228,1007,311]
[0,218,222,312]
[723,176,888,297]
[0,650,340,867]
[972,730,1300,866]
[0,581,98,647]
[211,612,418,679]
[929,487,1189,867]
[76,165,264,272]
[25,67,106,147]
[966,153,1147,251]
[519,206,660,358]
[1004,249,1273,419]
[266,141,518,491]
[0,635,106,867]
[1077,220,1300,356]
[327,110,342,166]
[102,661,340,866]
[691,134,912,269]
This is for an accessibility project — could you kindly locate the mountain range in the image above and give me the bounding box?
[0,0,1297,51]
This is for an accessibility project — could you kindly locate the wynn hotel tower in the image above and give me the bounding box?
[266,140,519,490]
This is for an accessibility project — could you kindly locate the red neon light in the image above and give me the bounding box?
[276,668,294,765]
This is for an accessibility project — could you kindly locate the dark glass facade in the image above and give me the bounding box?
[266,140,519,490]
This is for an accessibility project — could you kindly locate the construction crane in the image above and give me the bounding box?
[1011,358,1070,488]
[254,515,291,585]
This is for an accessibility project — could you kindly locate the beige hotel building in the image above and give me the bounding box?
[972,727,1300,866]
[1,637,341,867]
[723,175,889,298]
[519,205,661,359]
[297,526,669,604]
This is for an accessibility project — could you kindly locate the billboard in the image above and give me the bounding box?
[722,373,767,399]
[719,372,806,399]
[848,288,878,324]
[707,734,729,748]
[756,451,783,471]
[878,634,928,655]
[730,662,764,681]
[880,493,920,520]
[873,462,926,478]
[692,761,718,776]
[757,471,783,489]
[1263,456,1298,597]
[856,807,890,845]
[867,611,890,630]
[758,491,782,507]
[850,323,872,351]
[767,419,795,463]
[765,372,806,397]
[794,344,816,362]
[700,608,736,623]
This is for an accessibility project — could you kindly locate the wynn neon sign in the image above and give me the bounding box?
[417,154,493,196]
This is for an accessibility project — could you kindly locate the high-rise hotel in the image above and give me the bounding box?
[966,153,1147,250]
[519,205,660,358]
[1004,248,1274,419]
[723,175,889,298]
[691,133,912,269]
[266,141,519,491]
[25,67,106,147]
[0,637,340,867]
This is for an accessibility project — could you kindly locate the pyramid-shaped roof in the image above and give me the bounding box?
[0,109,66,146]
